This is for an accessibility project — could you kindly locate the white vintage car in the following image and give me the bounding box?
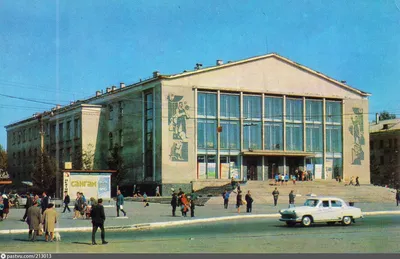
[279,196,363,227]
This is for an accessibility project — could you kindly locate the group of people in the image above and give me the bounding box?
[170,188,196,217]
[347,176,361,186]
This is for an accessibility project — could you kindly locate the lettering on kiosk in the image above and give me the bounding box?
[71,181,97,188]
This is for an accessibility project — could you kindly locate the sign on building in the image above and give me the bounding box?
[63,171,113,200]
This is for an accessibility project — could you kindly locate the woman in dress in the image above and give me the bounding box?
[236,190,243,213]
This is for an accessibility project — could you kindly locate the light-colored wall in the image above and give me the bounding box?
[164,56,365,100]
[343,99,370,184]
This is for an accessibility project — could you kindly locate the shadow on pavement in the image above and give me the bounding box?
[72,241,93,246]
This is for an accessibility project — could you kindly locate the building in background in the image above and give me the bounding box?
[370,116,400,187]
[5,53,371,194]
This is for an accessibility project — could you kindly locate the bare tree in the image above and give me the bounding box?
[31,151,58,195]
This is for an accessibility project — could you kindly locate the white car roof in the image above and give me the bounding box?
[306,196,346,201]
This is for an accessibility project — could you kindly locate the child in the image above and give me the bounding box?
[143,192,149,207]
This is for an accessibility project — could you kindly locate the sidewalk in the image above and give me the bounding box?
[0,201,399,234]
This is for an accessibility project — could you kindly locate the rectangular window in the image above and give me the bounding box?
[286,98,303,122]
[326,125,342,153]
[197,119,217,149]
[34,126,38,139]
[12,132,15,145]
[22,129,26,142]
[219,156,240,179]
[109,104,114,120]
[119,101,124,117]
[305,99,323,123]
[119,130,124,147]
[145,92,154,179]
[286,123,303,151]
[74,119,80,139]
[389,139,393,148]
[243,95,262,120]
[28,128,32,141]
[66,121,71,140]
[326,101,342,124]
[197,155,217,179]
[59,123,64,142]
[306,124,323,152]
[380,140,384,149]
[66,148,71,162]
[265,96,283,121]
[198,92,217,117]
[243,122,262,150]
[220,94,240,118]
[395,139,398,148]
[380,156,384,165]
[220,120,240,150]
[264,122,283,150]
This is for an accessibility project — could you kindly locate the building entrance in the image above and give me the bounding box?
[244,156,262,181]
[286,157,305,177]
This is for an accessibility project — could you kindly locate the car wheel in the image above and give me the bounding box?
[286,221,296,227]
[301,216,312,227]
[342,216,352,226]
[327,222,336,226]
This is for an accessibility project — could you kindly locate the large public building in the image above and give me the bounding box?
[5,53,371,194]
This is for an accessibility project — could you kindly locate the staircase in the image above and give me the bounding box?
[205,180,398,205]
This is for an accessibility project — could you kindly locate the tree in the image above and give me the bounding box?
[31,151,58,196]
[107,144,127,189]
[0,144,7,171]
[379,111,396,121]
[370,155,382,185]
[72,144,95,170]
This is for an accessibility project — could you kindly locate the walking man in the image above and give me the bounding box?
[41,192,49,215]
[27,201,41,242]
[91,198,108,245]
[222,190,230,209]
[272,187,279,206]
[155,186,161,197]
[42,204,57,242]
[116,190,127,217]
[289,190,295,208]
[62,191,70,213]
[396,190,400,206]
[171,192,177,216]
[21,193,33,222]
[355,176,360,186]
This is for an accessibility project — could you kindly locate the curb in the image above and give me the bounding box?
[1,210,399,235]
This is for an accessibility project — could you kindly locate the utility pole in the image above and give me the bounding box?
[37,113,45,186]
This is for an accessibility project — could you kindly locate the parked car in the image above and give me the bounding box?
[279,196,363,227]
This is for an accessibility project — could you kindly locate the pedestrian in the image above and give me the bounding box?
[236,190,243,213]
[349,176,355,186]
[62,191,71,213]
[2,194,10,219]
[171,192,177,216]
[222,190,230,209]
[41,192,49,215]
[90,198,108,245]
[0,198,3,221]
[190,197,195,218]
[272,187,279,206]
[116,190,127,217]
[42,203,57,242]
[155,186,161,197]
[355,176,360,186]
[73,192,83,220]
[27,201,41,242]
[245,191,254,213]
[289,190,295,208]
[180,193,189,217]
[284,174,289,185]
[280,174,285,185]
[143,192,149,207]
[177,188,184,207]
[292,174,296,185]
[21,193,33,222]
[396,190,400,206]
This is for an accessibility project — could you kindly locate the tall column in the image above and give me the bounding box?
[194,88,198,180]
[217,90,220,179]
[262,94,265,181]
[240,92,244,181]
[322,98,327,180]
[283,95,287,176]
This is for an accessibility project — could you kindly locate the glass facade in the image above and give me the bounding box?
[144,92,153,179]
[195,92,343,180]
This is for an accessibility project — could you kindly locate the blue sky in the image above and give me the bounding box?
[1,0,400,149]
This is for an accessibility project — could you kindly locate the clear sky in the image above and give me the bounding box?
[1,0,400,149]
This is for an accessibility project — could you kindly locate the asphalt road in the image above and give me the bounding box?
[1,215,399,253]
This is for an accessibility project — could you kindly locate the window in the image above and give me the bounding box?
[119,130,124,147]
[264,123,283,150]
[59,123,64,142]
[389,139,393,148]
[66,121,71,140]
[220,121,240,150]
[74,119,80,139]
[322,201,330,208]
[22,129,26,142]
[197,155,217,179]
[119,101,124,117]
[370,141,374,150]
[286,98,303,122]
[197,119,217,149]
[243,122,262,150]
[286,123,303,151]
[66,148,71,162]
[34,126,38,139]
[380,140,384,149]
[326,125,342,153]
[198,92,217,117]
[18,131,21,143]
[109,132,113,149]
[28,128,32,141]
[109,105,114,120]
[12,132,16,145]
[144,92,154,179]
[395,139,398,148]
[305,99,323,123]
[243,95,262,120]
[306,124,323,152]
[220,94,239,118]
[265,97,283,121]
[326,101,342,124]
[380,156,384,165]
[331,200,342,207]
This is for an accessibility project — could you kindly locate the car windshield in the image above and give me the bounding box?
[304,199,319,207]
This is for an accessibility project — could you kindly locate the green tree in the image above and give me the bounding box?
[370,155,382,185]
[82,144,95,170]
[0,144,7,170]
[379,111,396,121]
[31,151,58,195]
[107,144,127,189]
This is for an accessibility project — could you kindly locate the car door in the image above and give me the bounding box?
[313,200,330,221]
[330,199,344,220]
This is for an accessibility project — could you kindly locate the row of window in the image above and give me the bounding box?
[198,93,342,124]
[108,130,124,149]
[370,138,398,150]
[197,120,342,152]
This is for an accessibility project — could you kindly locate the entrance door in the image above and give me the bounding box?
[246,157,258,180]
[286,157,304,177]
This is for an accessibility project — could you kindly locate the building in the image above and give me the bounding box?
[369,116,400,187]
[5,53,371,194]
